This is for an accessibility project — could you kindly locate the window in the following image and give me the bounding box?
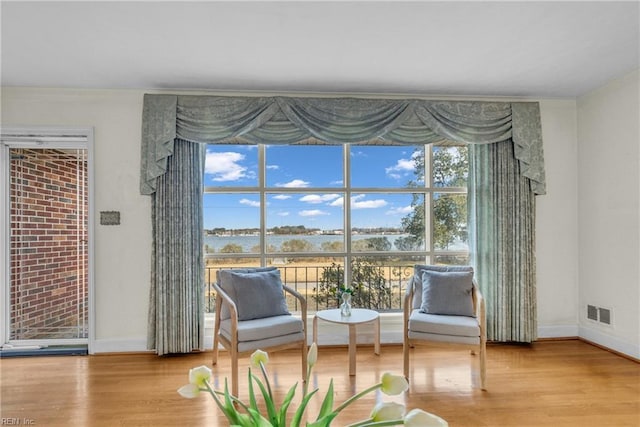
[203,142,468,312]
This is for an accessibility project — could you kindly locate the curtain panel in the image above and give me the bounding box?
[469,140,538,342]
[140,95,546,196]
[148,139,205,355]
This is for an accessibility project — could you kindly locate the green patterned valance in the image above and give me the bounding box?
[141,94,546,195]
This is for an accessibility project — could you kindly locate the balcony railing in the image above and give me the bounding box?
[204,264,416,314]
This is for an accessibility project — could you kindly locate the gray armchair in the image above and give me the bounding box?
[211,267,307,396]
[403,265,486,390]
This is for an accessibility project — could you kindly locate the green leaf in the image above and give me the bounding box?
[248,368,259,412]
[247,408,275,427]
[277,382,298,425]
[316,379,334,419]
[290,388,318,427]
[251,372,278,425]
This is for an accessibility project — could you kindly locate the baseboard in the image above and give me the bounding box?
[578,325,640,361]
[537,324,579,338]
[92,338,151,354]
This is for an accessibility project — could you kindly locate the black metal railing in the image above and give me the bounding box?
[204,264,415,314]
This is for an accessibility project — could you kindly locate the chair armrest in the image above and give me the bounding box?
[283,285,307,328]
[212,282,239,322]
[404,275,415,323]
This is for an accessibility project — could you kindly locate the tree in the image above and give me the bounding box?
[220,243,243,253]
[314,259,393,310]
[352,237,391,252]
[398,145,468,250]
[281,239,314,252]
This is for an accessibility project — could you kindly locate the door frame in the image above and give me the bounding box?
[0,127,95,353]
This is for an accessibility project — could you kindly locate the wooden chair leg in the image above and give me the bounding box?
[212,333,220,365]
[479,341,487,391]
[403,339,410,380]
[231,348,239,397]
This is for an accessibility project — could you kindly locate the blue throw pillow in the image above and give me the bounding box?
[412,265,474,309]
[220,269,290,321]
[420,269,475,317]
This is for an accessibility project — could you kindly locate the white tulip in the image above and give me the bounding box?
[404,409,448,427]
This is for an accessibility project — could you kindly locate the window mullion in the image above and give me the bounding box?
[344,143,351,288]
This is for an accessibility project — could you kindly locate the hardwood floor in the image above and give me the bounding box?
[1,340,638,426]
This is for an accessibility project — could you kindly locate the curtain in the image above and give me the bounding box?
[141,96,546,195]
[148,139,206,355]
[469,140,537,342]
[140,94,545,346]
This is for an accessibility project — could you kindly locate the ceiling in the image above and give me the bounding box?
[1,1,638,98]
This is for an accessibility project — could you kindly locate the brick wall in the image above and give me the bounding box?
[10,148,88,340]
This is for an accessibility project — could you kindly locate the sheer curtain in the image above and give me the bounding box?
[148,139,205,355]
[141,95,545,349]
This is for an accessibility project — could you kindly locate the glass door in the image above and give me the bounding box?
[1,129,93,349]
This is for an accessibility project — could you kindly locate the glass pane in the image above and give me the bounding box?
[266,145,343,188]
[432,144,468,187]
[349,255,424,311]
[9,148,88,340]
[433,193,468,251]
[266,192,344,253]
[351,145,424,188]
[204,144,258,187]
[204,193,260,254]
[268,257,345,312]
[433,254,470,265]
[351,193,425,251]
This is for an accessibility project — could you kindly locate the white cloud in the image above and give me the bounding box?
[299,209,329,217]
[267,164,279,170]
[277,179,310,188]
[273,194,291,200]
[351,194,388,209]
[205,151,249,182]
[385,157,415,180]
[239,198,260,207]
[277,211,290,216]
[387,205,413,215]
[353,199,388,209]
[329,197,344,207]
[299,194,341,204]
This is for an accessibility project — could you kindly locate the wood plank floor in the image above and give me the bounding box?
[1,340,638,426]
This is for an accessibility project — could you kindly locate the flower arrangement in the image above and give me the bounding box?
[178,343,448,426]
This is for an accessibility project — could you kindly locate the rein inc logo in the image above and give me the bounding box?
[1,419,35,425]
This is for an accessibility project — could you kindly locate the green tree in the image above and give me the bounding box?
[220,243,243,253]
[352,237,391,252]
[281,239,314,252]
[314,260,393,310]
[398,145,468,250]
[321,240,344,252]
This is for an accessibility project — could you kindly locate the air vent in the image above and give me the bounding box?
[598,308,611,325]
[587,305,598,321]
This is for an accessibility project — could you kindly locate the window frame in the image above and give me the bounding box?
[203,143,468,285]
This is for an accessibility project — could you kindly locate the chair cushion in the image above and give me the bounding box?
[408,309,480,338]
[218,268,289,321]
[420,269,474,317]
[220,314,303,342]
[411,264,474,309]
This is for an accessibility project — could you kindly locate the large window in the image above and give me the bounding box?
[203,143,468,312]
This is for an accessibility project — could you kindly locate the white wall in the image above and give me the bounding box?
[577,70,640,359]
[1,88,584,353]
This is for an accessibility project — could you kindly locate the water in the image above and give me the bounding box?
[204,233,412,253]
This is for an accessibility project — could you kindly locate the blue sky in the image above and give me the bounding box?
[203,144,424,230]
